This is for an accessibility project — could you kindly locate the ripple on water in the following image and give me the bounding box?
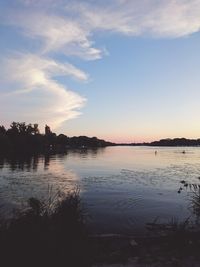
[0,147,200,234]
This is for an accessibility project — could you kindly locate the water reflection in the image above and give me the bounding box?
[1,146,200,234]
[0,155,43,171]
[0,148,104,172]
[0,148,106,213]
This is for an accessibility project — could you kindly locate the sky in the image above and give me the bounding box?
[1,0,200,143]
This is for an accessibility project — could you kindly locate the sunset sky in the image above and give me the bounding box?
[1,0,200,142]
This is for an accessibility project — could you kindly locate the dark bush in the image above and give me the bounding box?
[0,188,91,267]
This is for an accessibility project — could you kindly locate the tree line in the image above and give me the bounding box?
[0,122,114,154]
[149,138,200,147]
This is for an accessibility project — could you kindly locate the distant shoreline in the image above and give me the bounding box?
[1,123,200,155]
[117,138,200,147]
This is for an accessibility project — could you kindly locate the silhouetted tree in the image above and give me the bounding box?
[0,125,6,135]
[0,122,114,155]
[7,122,19,137]
[33,123,39,135]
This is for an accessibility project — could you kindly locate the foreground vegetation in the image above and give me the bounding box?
[0,188,92,267]
[1,185,200,267]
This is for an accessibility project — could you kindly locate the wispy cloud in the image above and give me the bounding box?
[3,7,102,59]
[2,54,88,88]
[0,54,86,128]
[74,0,200,38]
[1,0,200,129]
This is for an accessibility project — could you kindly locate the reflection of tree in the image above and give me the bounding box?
[44,154,50,170]
[0,153,69,172]
[70,147,105,159]
[0,157,4,169]
[1,155,47,171]
[0,147,105,172]
[5,155,39,171]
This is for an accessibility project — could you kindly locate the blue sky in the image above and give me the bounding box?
[1,0,200,142]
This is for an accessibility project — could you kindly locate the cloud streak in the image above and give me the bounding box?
[74,0,200,38]
[0,54,86,128]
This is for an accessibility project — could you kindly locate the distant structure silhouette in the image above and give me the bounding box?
[45,125,51,135]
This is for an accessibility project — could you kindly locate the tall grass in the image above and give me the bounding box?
[0,187,91,267]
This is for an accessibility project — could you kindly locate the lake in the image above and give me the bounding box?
[1,146,200,236]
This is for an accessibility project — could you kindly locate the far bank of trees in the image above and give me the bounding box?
[149,138,200,147]
[0,122,114,154]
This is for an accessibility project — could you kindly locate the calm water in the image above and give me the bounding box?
[1,146,200,235]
